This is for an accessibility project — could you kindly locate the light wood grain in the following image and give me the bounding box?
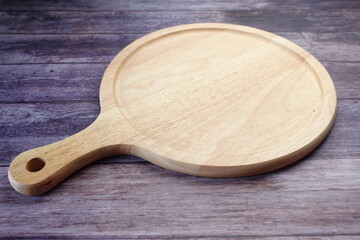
[1,99,359,167]
[0,61,357,103]
[1,32,359,65]
[8,24,337,195]
[1,1,359,239]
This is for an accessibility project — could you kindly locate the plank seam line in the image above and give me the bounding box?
[0,100,100,104]
[0,9,358,12]
[0,30,357,34]
[0,161,149,167]
[1,233,360,239]
[0,97,358,105]
[0,60,359,66]
[0,62,110,65]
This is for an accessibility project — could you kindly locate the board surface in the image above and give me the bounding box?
[8,23,337,195]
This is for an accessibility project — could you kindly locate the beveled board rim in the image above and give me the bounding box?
[98,23,337,168]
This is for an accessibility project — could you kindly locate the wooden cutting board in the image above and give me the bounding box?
[8,23,337,195]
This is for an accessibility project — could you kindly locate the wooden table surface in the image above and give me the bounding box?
[0,0,359,239]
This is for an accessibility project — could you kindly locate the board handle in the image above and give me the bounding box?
[8,111,126,196]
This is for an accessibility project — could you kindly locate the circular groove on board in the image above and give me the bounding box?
[104,23,336,166]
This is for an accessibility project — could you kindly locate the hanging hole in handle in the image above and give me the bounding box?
[26,158,46,172]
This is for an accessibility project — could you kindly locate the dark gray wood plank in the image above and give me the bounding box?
[0,61,358,103]
[0,102,100,138]
[1,99,359,166]
[0,64,106,102]
[3,237,360,240]
[0,154,359,238]
[0,1,359,239]
[0,10,358,34]
[0,0,359,11]
[1,237,359,240]
[324,62,360,99]
[2,237,359,240]
[0,32,359,65]
[0,33,138,64]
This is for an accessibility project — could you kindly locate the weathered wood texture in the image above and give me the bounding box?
[1,160,360,238]
[1,99,359,166]
[1,61,359,102]
[0,10,358,34]
[1,32,359,64]
[0,0,359,11]
[0,0,359,239]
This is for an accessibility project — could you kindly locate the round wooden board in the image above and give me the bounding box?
[9,23,337,195]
